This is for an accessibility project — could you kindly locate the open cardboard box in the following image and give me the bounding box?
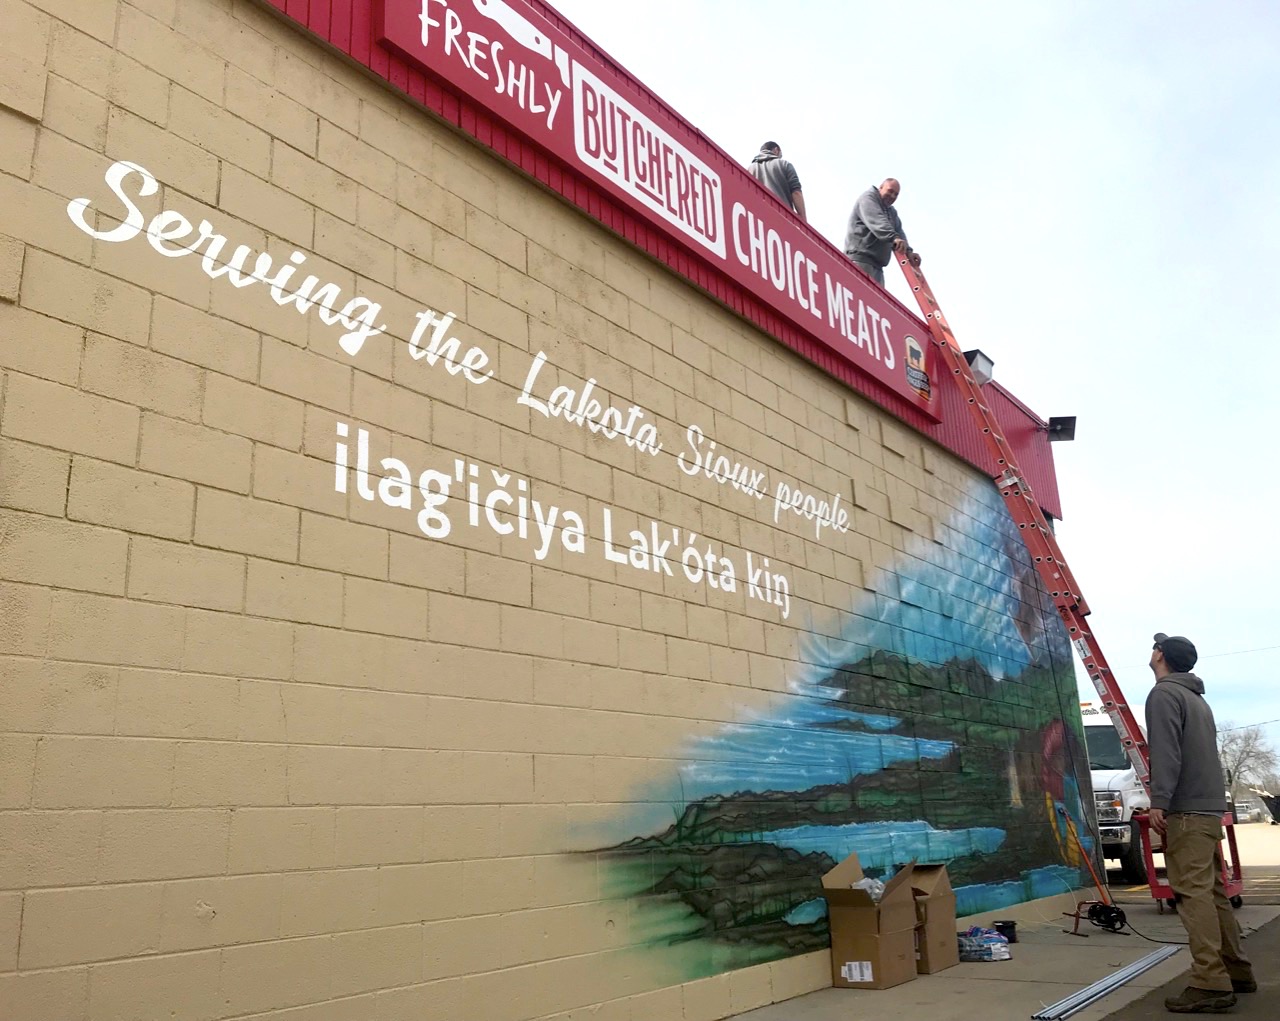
[911,863,959,974]
[822,853,918,990]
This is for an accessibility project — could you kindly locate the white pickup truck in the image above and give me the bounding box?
[1081,702,1150,883]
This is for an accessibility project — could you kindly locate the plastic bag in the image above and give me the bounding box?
[850,877,885,902]
[957,925,1011,962]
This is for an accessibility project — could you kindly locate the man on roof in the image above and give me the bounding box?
[844,178,920,287]
[748,141,807,222]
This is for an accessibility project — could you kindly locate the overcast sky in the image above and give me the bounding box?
[546,0,1280,755]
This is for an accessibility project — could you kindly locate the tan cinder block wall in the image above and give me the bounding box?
[0,2,1087,1020]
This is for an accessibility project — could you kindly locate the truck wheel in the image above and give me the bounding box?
[1119,821,1148,884]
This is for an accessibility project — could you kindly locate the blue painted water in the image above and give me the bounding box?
[955,866,1085,915]
[782,865,1085,927]
[749,820,1006,867]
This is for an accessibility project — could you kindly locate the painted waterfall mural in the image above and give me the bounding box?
[592,475,1095,977]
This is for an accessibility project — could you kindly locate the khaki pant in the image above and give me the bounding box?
[1163,813,1251,991]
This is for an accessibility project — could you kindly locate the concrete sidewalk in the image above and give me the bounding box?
[730,903,1279,1021]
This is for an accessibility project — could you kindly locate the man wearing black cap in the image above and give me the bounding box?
[1146,633,1255,1013]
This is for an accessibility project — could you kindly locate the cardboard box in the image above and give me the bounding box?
[822,854,918,990]
[911,863,959,974]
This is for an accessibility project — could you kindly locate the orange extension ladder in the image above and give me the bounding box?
[892,251,1242,909]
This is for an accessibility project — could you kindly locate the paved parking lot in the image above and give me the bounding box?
[1110,816,1280,906]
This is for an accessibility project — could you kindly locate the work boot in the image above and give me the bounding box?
[1164,986,1236,1013]
[1230,976,1257,993]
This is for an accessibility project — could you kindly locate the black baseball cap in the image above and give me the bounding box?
[1153,633,1198,672]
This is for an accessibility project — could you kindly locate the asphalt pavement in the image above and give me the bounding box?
[1100,912,1279,1019]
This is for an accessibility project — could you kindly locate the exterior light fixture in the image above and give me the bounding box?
[1046,416,1077,442]
[962,349,994,386]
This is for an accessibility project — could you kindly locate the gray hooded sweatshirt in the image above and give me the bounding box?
[1144,672,1227,814]
[844,185,909,268]
[749,151,801,211]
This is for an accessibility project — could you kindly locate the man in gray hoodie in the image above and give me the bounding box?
[1145,632,1254,1013]
[748,142,806,222]
[844,178,920,287]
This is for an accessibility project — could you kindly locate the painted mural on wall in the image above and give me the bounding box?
[592,475,1094,977]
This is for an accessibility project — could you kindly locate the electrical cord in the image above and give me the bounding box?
[1118,914,1189,946]
[1027,868,1190,944]
[1083,903,1191,946]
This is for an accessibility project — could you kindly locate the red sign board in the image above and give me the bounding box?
[374,0,938,418]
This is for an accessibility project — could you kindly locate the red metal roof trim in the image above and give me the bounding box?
[257,0,1063,519]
